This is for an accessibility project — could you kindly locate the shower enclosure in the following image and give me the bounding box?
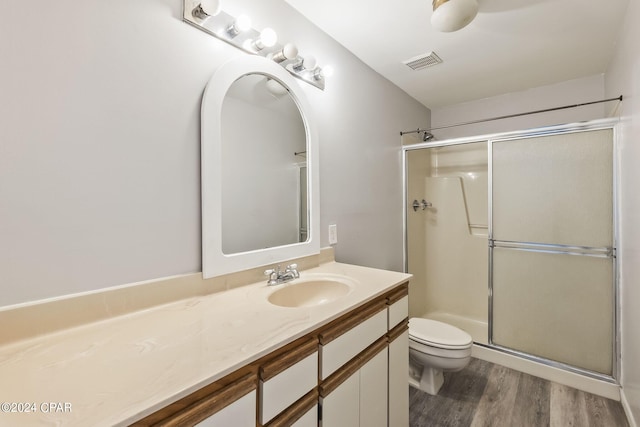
[403,119,618,381]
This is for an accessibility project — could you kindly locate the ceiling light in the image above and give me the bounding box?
[431,0,478,32]
[191,0,221,21]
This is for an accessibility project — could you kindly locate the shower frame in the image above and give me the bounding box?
[401,117,620,384]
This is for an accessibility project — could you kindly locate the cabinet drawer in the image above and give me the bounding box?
[319,308,387,379]
[133,369,257,427]
[195,390,255,427]
[260,339,318,424]
[388,295,409,330]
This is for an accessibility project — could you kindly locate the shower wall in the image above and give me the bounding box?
[407,142,488,343]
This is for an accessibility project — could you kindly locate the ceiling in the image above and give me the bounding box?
[285,0,630,109]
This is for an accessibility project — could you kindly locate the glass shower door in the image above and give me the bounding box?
[490,128,615,376]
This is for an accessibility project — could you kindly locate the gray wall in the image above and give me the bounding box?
[430,74,607,140]
[0,0,429,307]
[605,0,640,423]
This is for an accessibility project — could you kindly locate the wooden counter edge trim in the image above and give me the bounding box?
[260,336,318,382]
[132,366,258,426]
[387,319,409,342]
[146,373,257,427]
[386,282,409,305]
[318,297,387,345]
[263,388,319,427]
[319,337,388,398]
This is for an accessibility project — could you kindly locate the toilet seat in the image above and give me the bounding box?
[409,318,472,350]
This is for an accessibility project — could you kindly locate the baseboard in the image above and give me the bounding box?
[472,344,621,401]
[621,389,638,427]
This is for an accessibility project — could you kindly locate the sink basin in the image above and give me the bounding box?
[267,277,354,308]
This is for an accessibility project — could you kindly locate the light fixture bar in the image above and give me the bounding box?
[182,0,325,90]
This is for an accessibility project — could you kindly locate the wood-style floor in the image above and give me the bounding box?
[409,358,628,427]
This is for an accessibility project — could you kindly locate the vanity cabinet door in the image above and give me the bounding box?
[388,322,409,427]
[359,345,388,427]
[264,389,318,427]
[320,371,359,427]
[292,404,318,427]
[320,338,389,427]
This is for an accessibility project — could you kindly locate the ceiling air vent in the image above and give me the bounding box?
[403,52,443,71]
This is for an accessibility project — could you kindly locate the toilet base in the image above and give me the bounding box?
[409,363,444,395]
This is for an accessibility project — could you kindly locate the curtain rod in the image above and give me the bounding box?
[400,95,623,136]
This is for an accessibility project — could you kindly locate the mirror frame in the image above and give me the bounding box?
[201,56,320,278]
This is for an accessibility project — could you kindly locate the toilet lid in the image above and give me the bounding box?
[409,318,473,349]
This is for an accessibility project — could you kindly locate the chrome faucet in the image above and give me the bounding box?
[264,264,300,286]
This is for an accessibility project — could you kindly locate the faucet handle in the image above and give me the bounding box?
[264,268,280,286]
[286,263,300,278]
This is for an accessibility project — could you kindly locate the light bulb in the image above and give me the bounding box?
[236,15,252,32]
[227,14,252,36]
[431,0,478,32]
[322,65,334,78]
[271,43,299,63]
[302,55,317,70]
[292,55,317,72]
[192,0,221,20]
[258,28,278,48]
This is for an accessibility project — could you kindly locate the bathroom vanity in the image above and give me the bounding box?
[0,258,410,426]
[134,273,409,426]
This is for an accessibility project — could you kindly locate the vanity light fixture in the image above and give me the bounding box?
[226,14,252,37]
[431,0,478,32]
[289,55,330,84]
[322,65,334,78]
[182,0,326,90]
[249,27,278,51]
[293,55,317,72]
[270,43,299,63]
[312,67,324,81]
[191,0,221,21]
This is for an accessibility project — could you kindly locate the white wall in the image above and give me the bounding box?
[0,0,429,307]
[430,74,608,140]
[604,0,640,423]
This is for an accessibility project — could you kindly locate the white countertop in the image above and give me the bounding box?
[0,262,410,426]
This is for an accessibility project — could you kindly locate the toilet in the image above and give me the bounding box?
[408,317,473,395]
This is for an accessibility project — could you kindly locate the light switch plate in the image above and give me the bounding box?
[328,224,338,245]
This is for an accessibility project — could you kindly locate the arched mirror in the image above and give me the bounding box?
[201,56,319,278]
